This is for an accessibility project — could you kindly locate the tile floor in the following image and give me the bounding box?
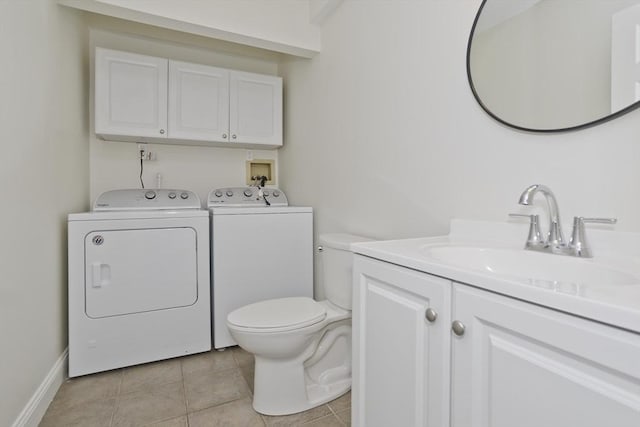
[40,347,351,427]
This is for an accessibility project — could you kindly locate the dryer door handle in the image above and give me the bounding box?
[91,263,111,288]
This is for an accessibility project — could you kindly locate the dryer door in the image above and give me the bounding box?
[85,227,198,318]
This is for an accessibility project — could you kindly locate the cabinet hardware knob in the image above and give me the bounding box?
[425,308,438,323]
[452,320,466,336]
[222,133,228,139]
[159,129,165,135]
[317,245,323,252]
[232,134,237,139]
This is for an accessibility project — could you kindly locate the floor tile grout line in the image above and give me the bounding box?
[180,360,189,427]
[180,360,190,427]
[108,369,124,427]
[118,360,184,396]
[186,395,265,425]
[186,393,249,415]
[139,415,188,427]
[325,405,346,427]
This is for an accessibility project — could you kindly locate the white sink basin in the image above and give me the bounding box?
[422,245,640,288]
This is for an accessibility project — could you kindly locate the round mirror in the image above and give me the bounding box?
[468,0,640,132]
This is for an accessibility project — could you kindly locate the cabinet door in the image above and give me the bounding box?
[451,284,640,427]
[168,61,230,142]
[95,48,168,138]
[229,71,282,147]
[352,256,450,427]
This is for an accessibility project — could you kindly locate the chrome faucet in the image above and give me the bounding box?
[518,184,566,250]
[568,217,617,257]
[511,184,617,257]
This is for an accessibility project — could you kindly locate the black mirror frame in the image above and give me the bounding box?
[467,0,640,133]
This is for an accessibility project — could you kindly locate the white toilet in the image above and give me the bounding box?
[227,233,371,416]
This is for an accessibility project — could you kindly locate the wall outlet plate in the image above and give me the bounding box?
[137,144,155,161]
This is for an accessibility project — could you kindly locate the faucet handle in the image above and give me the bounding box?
[579,217,618,225]
[509,213,544,248]
[568,217,617,258]
[508,213,532,219]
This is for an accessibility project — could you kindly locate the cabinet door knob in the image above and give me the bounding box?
[232,134,237,139]
[452,320,466,336]
[425,308,438,323]
[222,133,228,139]
[159,129,165,135]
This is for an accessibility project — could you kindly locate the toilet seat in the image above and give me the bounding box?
[228,297,327,333]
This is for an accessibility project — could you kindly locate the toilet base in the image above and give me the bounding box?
[253,359,351,416]
[252,321,351,416]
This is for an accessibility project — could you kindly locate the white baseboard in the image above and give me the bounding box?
[11,348,68,427]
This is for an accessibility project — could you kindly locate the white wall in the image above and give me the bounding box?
[0,0,88,425]
[87,20,281,205]
[279,0,640,295]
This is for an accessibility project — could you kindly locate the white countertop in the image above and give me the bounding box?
[352,219,640,334]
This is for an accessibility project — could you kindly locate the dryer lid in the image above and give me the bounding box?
[227,297,326,331]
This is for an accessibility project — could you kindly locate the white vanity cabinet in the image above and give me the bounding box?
[352,255,451,427]
[353,255,640,427]
[95,48,282,148]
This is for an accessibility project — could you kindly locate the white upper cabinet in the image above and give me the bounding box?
[95,48,168,139]
[168,61,230,142]
[95,48,283,148]
[230,71,282,146]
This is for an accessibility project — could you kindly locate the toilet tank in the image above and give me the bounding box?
[319,233,372,310]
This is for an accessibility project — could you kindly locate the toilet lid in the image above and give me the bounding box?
[227,297,327,331]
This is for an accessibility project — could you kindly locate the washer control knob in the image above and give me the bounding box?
[273,190,280,197]
[263,190,270,196]
[180,192,189,199]
[243,189,253,197]
[168,192,176,199]
[145,191,156,200]
[226,190,234,197]
[214,190,223,198]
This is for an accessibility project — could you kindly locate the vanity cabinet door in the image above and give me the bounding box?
[95,48,168,138]
[451,283,640,427]
[352,255,450,427]
[168,61,230,142]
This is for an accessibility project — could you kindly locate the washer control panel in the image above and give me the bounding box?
[207,187,288,207]
[93,189,201,211]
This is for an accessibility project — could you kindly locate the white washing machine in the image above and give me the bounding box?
[68,189,211,377]
[208,187,313,349]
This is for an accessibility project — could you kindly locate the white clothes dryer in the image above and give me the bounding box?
[68,189,211,377]
[208,187,313,349]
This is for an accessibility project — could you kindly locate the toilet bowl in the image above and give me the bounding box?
[226,233,371,416]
